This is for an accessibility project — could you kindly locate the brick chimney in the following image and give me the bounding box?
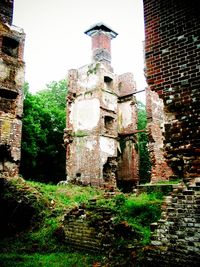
[84,22,118,64]
[0,0,14,25]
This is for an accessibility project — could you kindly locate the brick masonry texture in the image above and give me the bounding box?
[0,3,25,177]
[62,197,138,264]
[146,87,174,182]
[144,0,200,181]
[145,181,200,266]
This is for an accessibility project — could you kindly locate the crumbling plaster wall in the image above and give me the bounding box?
[117,73,139,187]
[65,23,139,188]
[0,2,25,177]
[65,63,139,188]
[65,63,118,187]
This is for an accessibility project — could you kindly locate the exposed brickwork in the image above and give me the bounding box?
[92,32,111,53]
[146,87,173,182]
[65,63,119,188]
[145,180,200,265]
[118,72,136,97]
[63,202,115,252]
[144,0,200,181]
[85,23,118,64]
[62,197,137,263]
[65,24,139,188]
[0,2,25,177]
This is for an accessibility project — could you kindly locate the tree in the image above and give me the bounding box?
[20,80,67,183]
[137,101,151,183]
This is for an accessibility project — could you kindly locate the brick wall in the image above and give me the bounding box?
[63,204,114,252]
[62,198,136,265]
[145,181,200,265]
[146,87,174,182]
[92,32,111,53]
[144,0,200,181]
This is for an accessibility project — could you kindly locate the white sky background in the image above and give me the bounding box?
[13,0,147,102]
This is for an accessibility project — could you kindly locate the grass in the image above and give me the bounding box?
[0,252,104,267]
[0,178,164,266]
[0,179,105,261]
[95,192,163,245]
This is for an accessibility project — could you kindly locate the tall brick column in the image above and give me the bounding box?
[144,0,200,181]
[0,0,25,177]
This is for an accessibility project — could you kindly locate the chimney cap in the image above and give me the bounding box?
[84,22,118,38]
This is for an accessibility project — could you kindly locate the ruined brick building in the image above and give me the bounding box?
[64,23,139,188]
[144,0,200,183]
[0,0,25,177]
[1,0,199,188]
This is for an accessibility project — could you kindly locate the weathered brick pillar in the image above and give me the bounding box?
[0,0,25,177]
[117,73,139,189]
[144,0,200,182]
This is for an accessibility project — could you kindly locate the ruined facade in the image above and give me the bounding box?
[144,0,200,182]
[65,23,139,188]
[0,0,25,177]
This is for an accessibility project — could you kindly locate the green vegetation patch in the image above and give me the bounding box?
[0,180,105,253]
[0,179,163,266]
[0,252,104,267]
[94,192,163,245]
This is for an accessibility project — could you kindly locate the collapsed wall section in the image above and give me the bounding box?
[144,0,200,181]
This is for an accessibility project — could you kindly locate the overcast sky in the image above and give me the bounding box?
[13,0,146,101]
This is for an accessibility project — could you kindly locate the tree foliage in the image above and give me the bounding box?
[137,101,151,183]
[20,80,67,183]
